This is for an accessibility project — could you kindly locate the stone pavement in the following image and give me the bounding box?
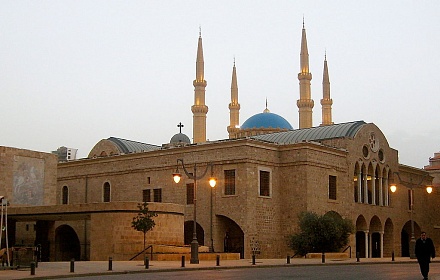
[0,257,438,280]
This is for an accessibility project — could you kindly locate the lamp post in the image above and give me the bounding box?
[0,196,10,267]
[173,159,216,264]
[390,172,432,259]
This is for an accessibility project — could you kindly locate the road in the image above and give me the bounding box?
[70,263,440,280]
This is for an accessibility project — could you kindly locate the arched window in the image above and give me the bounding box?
[103,182,111,202]
[62,186,68,204]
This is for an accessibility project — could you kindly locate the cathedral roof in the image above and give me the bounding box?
[108,137,160,154]
[250,120,366,144]
[241,111,293,130]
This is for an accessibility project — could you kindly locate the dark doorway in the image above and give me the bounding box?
[401,229,410,257]
[184,221,204,246]
[217,215,245,258]
[55,225,80,261]
[356,231,366,258]
[371,232,381,258]
[35,221,53,262]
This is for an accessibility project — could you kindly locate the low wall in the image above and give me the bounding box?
[89,202,185,261]
[305,252,349,259]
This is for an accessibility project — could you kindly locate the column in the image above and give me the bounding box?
[364,172,368,204]
[365,231,369,258]
[380,231,384,258]
[378,176,383,206]
[384,177,389,206]
[372,175,376,205]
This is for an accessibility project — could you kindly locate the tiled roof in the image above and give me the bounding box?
[108,137,160,154]
[250,121,366,144]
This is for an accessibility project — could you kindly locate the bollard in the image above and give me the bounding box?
[181,256,185,267]
[145,256,149,269]
[392,251,395,261]
[70,258,75,273]
[252,255,256,265]
[287,255,291,264]
[108,257,112,271]
[30,261,36,276]
[321,252,325,263]
[216,255,220,266]
[356,252,360,262]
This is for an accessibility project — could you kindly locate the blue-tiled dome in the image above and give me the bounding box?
[241,111,293,130]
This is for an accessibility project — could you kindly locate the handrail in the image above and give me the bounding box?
[342,245,351,258]
[129,245,153,261]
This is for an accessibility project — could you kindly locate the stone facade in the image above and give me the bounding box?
[2,122,438,261]
[54,123,438,259]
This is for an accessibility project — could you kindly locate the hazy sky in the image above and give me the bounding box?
[1,1,439,168]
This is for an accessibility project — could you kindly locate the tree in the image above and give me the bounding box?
[131,202,158,250]
[288,211,354,256]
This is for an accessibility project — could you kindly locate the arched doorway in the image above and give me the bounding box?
[401,220,421,257]
[184,221,204,245]
[217,215,244,258]
[55,225,80,261]
[369,215,382,258]
[355,215,368,258]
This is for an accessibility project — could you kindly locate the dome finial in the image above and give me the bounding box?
[263,98,270,113]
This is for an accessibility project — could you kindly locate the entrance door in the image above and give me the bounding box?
[371,232,381,258]
[356,231,366,258]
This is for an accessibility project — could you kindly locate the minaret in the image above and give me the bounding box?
[320,52,333,126]
[228,59,240,139]
[297,20,314,129]
[192,29,208,143]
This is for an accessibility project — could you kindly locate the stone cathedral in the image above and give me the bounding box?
[1,23,438,262]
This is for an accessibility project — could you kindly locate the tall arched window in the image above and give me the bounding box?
[62,186,69,205]
[103,182,111,202]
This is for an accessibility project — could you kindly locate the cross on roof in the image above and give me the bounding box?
[177,122,184,133]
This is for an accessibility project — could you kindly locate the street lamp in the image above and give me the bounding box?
[389,172,432,259]
[172,159,216,264]
[0,196,10,266]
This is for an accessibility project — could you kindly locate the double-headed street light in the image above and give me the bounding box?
[173,159,216,264]
[390,172,432,259]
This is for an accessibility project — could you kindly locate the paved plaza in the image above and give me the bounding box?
[0,257,439,280]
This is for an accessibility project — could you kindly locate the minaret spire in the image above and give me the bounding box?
[320,51,333,126]
[192,30,208,143]
[297,20,314,129]
[228,59,240,139]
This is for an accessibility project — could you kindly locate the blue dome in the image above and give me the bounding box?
[241,112,293,130]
